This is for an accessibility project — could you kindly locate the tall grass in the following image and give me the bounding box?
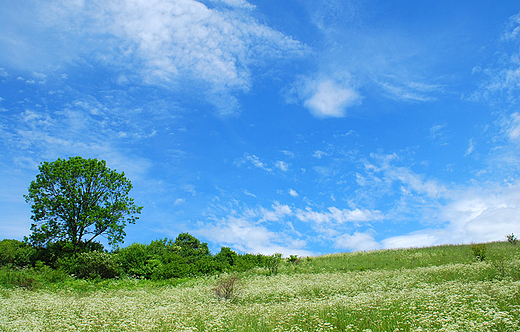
[1,241,520,331]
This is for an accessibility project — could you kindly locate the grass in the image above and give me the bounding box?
[1,241,520,331]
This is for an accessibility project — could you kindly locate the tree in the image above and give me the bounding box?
[24,156,142,251]
[174,233,210,258]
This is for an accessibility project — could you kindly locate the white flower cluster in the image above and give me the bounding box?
[1,262,519,331]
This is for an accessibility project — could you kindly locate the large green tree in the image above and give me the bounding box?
[24,156,143,251]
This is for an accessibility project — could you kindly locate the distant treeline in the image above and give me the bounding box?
[0,233,276,280]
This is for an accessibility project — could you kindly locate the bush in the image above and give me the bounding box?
[61,251,120,279]
[115,243,153,278]
[215,247,239,270]
[471,244,487,262]
[506,233,518,245]
[33,241,104,268]
[0,239,36,268]
[287,255,300,264]
[0,266,38,289]
[266,253,282,275]
[0,264,69,289]
[212,275,241,301]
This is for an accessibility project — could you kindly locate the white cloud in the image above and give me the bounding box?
[243,189,256,198]
[5,0,306,115]
[196,216,312,256]
[335,231,381,251]
[382,232,440,249]
[313,150,330,159]
[209,0,256,10]
[379,81,442,102]
[288,189,299,197]
[275,160,290,172]
[236,153,272,172]
[366,153,447,199]
[303,79,361,118]
[502,13,520,41]
[296,206,384,225]
[380,183,520,249]
[465,138,475,156]
[506,113,520,141]
[472,12,520,106]
[259,202,292,222]
[174,198,186,205]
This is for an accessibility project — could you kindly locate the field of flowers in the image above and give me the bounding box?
[1,244,520,331]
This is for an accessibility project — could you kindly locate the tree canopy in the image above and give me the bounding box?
[24,156,142,251]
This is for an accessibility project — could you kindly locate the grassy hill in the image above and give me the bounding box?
[1,241,520,331]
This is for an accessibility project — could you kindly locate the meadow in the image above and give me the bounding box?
[1,242,520,331]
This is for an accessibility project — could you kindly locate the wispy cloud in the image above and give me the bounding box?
[379,81,442,102]
[275,160,290,172]
[235,153,272,172]
[296,206,384,225]
[505,113,520,142]
[471,12,520,107]
[465,138,475,156]
[2,0,307,115]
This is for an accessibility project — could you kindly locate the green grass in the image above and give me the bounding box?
[1,241,520,331]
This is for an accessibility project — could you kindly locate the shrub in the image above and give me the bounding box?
[61,251,120,279]
[215,247,239,269]
[266,253,282,275]
[506,233,518,245]
[0,267,38,289]
[212,275,241,301]
[115,243,152,278]
[287,255,300,264]
[471,244,487,262]
[0,239,36,268]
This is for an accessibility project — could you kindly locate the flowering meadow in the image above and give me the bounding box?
[1,243,520,331]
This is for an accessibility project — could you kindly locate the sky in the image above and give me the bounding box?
[1,0,520,256]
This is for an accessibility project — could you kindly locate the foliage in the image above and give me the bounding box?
[174,233,210,259]
[0,264,69,289]
[24,156,142,251]
[33,240,105,268]
[266,253,282,276]
[114,243,155,278]
[60,251,120,279]
[2,261,520,331]
[0,239,36,268]
[287,255,300,264]
[212,275,241,301]
[214,247,239,269]
[471,243,487,261]
[506,233,518,245]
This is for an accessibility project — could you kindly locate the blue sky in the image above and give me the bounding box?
[1,0,520,256]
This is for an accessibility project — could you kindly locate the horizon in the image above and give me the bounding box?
[1,0,520,256]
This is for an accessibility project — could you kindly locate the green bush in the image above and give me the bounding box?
[0,264,69,289]
[287,255,300,264]
[115,243,153,278]
[0,239,36,268]
[266,253,283,275]
[61,251,120,279]
[215,247,238,270]
[0,266,38,289]
[506,233,518,245]
[33,241,104,268]
[471,244,487,262]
